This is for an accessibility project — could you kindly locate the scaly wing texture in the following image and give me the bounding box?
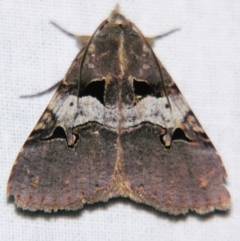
[7,83,119,212]
[7,8,230,215]
[121,63,230,215]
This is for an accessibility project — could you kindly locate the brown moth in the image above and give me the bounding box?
[7,7,230,215]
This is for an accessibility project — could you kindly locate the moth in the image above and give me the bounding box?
[7,7,230,215]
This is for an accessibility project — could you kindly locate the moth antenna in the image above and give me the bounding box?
[77,19,108,107]
[51,21,91,47]
[50,21,77,39]
[153,28,180,39]
[146,28,180,46]
[130,21,172,110]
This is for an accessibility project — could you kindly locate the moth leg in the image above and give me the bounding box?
[50,21,91,46]
[146,28,180,46]
[20,80,61,98]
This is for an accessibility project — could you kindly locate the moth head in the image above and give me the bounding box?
[108,6,129,27]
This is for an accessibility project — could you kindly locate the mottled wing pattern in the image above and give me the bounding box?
[121,63,230,215]
[7,8,230,215]
[7,83,119,212]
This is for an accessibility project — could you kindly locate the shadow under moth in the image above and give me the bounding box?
[7,7,230,215]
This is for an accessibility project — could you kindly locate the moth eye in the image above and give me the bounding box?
[80,80,105,105]
[133,80,154,100]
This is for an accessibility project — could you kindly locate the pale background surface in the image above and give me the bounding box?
[1,0,240,240]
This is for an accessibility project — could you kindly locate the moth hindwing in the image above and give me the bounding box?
[7,8,230,215]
